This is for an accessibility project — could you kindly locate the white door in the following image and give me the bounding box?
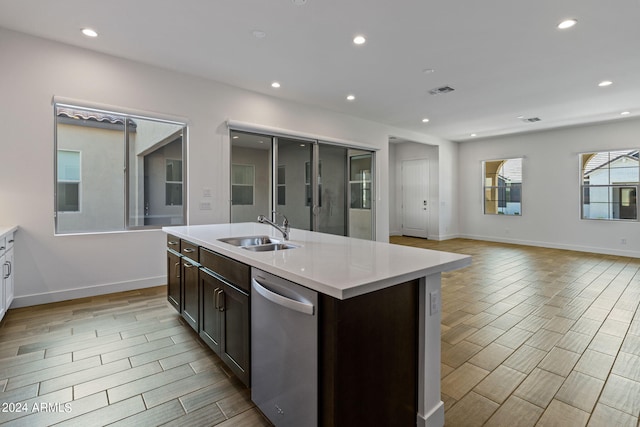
[402,159,429,238]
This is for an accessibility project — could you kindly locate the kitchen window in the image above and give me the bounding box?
[581,150,638,220]
[54,103,187,233]
[483,158,522,215]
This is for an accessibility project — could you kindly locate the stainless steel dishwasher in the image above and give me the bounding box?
[251,268,318,427]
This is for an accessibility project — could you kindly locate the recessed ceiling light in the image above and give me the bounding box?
[470,133,477,137]
[346,94,355,101]
[422,118,430,123]
[232,136,239,139]
[557,19,577,30]
[252,30,267,39]
[271,82,281,88]
[422,68,435,74]
[621,111,631,116]
[353,35,366,45]
[292,0,307,5]
[598,80,613,87]
[81,28,98,38]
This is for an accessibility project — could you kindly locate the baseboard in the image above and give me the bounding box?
[10,276,166,308]
[389,233,460,242]
[417,400,445,427]
[458,234,640,258]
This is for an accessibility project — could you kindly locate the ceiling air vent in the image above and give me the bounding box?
[521,117,541,123]
[428,85,455,95]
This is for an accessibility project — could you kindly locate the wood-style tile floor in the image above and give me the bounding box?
[1,239,639,426]
[390,237,640,427]
[0,287,271,426]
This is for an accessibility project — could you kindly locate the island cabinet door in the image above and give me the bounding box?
[181,258,199,332]
[220,282,250,386]
[166,250,182,313]
[319,279,418,427]
[199,268,222,353]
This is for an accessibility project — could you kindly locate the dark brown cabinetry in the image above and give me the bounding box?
[180,239,200,332]
[200,248,250,386]
[166,249,181,312]
[166,234,182,312]
[200,269,222,352]
[319,280,419,427]
[165,236,250,387]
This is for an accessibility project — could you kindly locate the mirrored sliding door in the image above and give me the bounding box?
[230,129,374,239]
[274,137,313,230]
[230,131,273,223]
[315,144,348,236]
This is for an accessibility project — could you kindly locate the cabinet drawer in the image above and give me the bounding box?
[0,237,5,256]
[166,234,180,250]
[200,247,250,292]
[180,240,199,262]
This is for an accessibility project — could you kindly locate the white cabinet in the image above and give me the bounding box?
[0,229,15,322]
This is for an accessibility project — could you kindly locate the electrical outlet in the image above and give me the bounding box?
[430,291,441,316]
[200,201,212,210]
[621,238,628,245]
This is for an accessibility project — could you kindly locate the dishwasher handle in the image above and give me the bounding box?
[252,277,315,316]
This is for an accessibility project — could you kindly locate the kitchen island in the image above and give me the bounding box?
[163,223,471,427]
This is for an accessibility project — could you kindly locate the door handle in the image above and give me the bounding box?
[252,278,315,315]
[214,287,220,310]
[216,289,225,312]
[175,262,180,278]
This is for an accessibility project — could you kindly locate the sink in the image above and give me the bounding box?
[218,235,280,247]
[243,243,298,252]
[218,236,298,252]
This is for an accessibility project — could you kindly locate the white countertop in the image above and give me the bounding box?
[163,223,471,299]
[0,226,18,238]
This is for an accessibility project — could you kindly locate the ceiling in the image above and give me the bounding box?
[1,0,639,142]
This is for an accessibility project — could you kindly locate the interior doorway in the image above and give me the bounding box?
[401,159,429,238]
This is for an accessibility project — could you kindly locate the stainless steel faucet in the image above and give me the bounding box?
[257,211,290,240]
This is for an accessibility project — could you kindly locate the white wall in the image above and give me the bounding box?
[458,118,640,257]
[0,28,455,306]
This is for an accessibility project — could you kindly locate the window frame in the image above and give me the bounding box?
[54,102,187,234]
[482,157,523,216]
[580,149,639,222]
